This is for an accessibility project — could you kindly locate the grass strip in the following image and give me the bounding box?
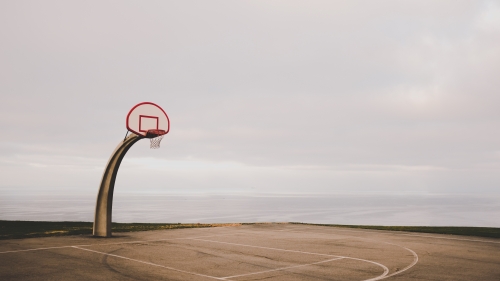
[2,221,499,240]
[291,222,500,239]
[0,220,240,240]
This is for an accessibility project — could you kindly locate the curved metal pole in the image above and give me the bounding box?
[93,133,142,237]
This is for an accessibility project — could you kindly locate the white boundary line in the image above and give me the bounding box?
[188,238,389,280]
[1,226,418,280]
[289,228,418,281]
[72,246,225,280]
[3,224,496,279]
[189,238,341,257]
[227,228,416,281]
[1,229,390,280]
[376,244,418,281]
[220,257,344,279]
[0,233,232,254]
[73,237,388,280]
[0,245,91,254]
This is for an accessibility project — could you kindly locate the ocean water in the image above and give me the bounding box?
[1,192,499,227]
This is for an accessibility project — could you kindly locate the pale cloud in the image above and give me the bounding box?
[0,0,499,196]
[476,1,500,31]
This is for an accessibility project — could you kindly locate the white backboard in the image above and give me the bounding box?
[126,102,169,137]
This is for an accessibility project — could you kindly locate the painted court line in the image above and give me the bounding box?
[189,238,389,280]
[0,229,295,254]
[77,234,388,281]
[220,257,344,279]
[0,245,91,254]
[89,233,236,247]
[74,243,385,281]
[233,228,412,281]
[72,246,225,280]
[378,244,418,281]
[1,227,391,281]
[0,233,232,254]
[189,238,341,258]
[288,228,417,281]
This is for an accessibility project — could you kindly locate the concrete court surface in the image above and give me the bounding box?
[1,223,499,280]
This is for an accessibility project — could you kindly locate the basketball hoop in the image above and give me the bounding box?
[126,102,170,149]
[145,129,166,149]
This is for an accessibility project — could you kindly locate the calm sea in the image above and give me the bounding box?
[1,192,499,227]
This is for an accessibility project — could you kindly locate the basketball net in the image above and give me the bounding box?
[146,129,166,149]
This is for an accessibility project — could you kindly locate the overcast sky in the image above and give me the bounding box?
[1,1,499,197]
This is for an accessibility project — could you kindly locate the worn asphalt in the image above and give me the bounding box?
[1,223,499,280]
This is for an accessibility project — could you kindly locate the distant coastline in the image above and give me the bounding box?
[1,221,499,240]
[2,194,499,227]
